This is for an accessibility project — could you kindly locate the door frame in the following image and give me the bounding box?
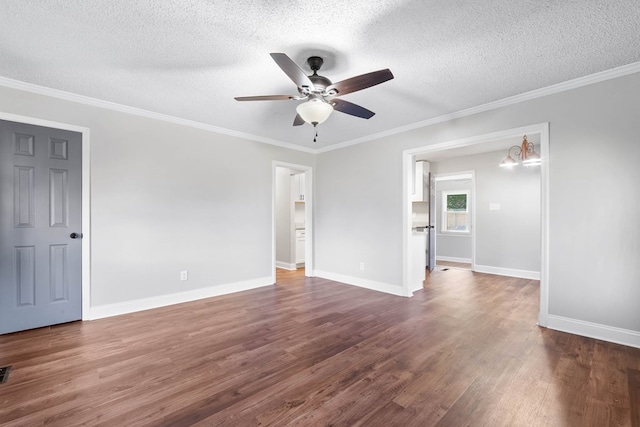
[0,111,91,320]
[402,123,550,327]
[434,171,476,271]
[272,161,313,281]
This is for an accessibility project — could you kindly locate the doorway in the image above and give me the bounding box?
[403,123,549,326]
[0,112,90,326]
[0,117,89,334]
[273,162,313,282]
[434,172,475,271]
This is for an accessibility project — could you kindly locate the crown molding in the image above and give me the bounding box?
[316,61,640,153]
[2,61,639,155]
[0,76,317,154]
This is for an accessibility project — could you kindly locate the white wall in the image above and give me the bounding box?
[0,85,314,315]
[315,72,640,341]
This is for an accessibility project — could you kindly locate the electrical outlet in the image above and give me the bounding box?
[359,262,365,271]
[180,270,188,281]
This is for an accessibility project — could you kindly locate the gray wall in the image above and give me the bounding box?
[432,150,541,272]
[315,142,403,291]
[0,85,314,308]
[1,70,639,339]
[315,72,640,333]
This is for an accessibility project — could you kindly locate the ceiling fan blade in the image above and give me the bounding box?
[293,114,305,126]
[234,95,294,101]
[332,99,375,119]
[327,69,394,96]
[270,53,315,90]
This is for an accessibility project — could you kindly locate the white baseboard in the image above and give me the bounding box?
[409,280,424,294]
[546,314,640,349]
[474,264,540,280]
[276,261,297,270]
[314,270,410,297]
[88,276,274,320]
[436,256,472,263]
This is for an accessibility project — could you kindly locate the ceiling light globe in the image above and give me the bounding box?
[522,152,541,166]
[499,155,518,168]
[296,99,333,126]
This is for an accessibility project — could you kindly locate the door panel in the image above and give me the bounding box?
[0,120,82,334]
[14,165,35,227]
[50,244,70,302]
[49,168,69,227]
[15,246,36,306]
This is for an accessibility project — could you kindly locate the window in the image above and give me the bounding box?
[442,190,470,233]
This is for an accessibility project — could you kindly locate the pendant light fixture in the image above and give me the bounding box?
[500,135,541,167]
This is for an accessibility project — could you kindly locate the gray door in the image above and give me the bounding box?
[428,172,436,272]
[0,120,82,334]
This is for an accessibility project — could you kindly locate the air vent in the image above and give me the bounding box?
[0,366,11,383]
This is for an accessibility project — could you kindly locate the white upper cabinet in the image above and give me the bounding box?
[411,161,429,202]
[293,173,305,201]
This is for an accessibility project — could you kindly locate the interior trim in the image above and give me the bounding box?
[272,161,314,282]
[473,264,540,280]
[89,276,274,320]
[1,62,638,154]
[275,262,297,271]
[314,270,410,297]
[0,76,316,154]
[436,256,472,263]
[315,62,640,153]
[547,314,640,349]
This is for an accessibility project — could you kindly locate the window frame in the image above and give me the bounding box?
[441,190,471,234]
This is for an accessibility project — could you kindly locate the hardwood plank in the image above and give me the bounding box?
[434,354,523,426]
[485,328,561,426]
[0,268,638,426]
[581,397,631,427]
[587,341,630,408]
[629,368,640,426]
[192,315,431,425]
[536,355,592,425]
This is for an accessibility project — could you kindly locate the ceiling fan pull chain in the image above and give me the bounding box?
[313,126,318,143]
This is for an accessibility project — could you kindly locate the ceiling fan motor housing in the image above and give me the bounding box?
[305,56,332,92]
[309,75,332,91]
[307,56,323,72]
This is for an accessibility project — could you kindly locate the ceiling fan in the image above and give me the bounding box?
[235,53,394,135]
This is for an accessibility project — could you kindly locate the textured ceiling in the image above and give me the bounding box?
[1,0,639,151]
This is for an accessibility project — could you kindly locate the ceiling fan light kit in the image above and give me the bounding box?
[235,52,394,141]
[296,98,333,126]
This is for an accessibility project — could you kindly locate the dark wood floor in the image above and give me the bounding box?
[1,269,639,426]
